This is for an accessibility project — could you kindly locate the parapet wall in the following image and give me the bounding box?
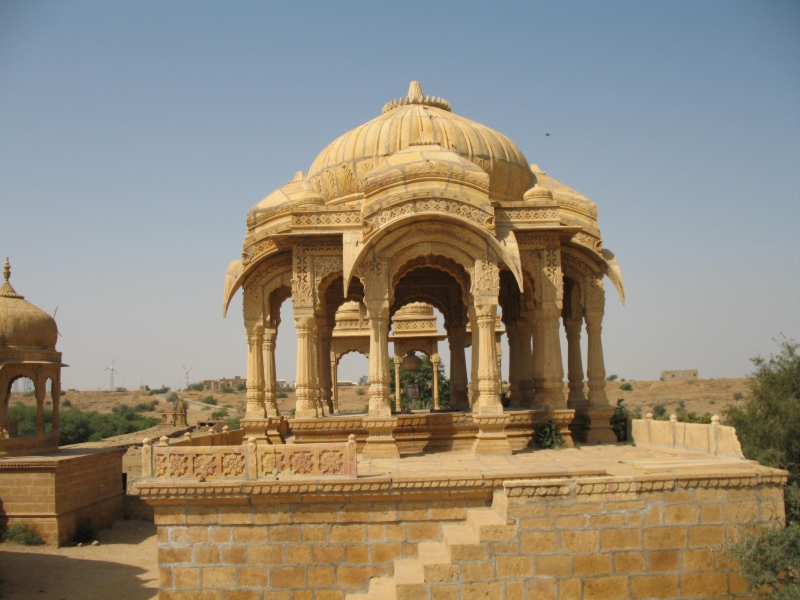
[631,416,745,459]
[146,463,786,599]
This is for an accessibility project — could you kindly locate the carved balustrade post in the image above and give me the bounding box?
[471,260,511,455]
[393,355,402,412]
[262,328,279,417]
[448,322,469,411]
[564,317,586,407]
[431,353,440,411]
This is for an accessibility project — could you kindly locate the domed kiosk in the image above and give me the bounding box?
[0,258,63,456]
[222,81,627,456]
[0,259,125,545]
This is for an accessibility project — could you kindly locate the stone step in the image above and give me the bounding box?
[346,577,396,600]
[467,507,517,541]
[442,523,488,561]
[393,559,427,600]
[417,541,460,582]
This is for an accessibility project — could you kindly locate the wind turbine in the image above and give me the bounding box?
[181,366,194,391]
[52,307,62,338]
[105,360,118,391]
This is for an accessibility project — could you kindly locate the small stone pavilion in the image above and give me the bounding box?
[142,83,787,599]
[0,259,125,545]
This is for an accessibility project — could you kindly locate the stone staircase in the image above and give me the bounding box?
[347,491,516,600]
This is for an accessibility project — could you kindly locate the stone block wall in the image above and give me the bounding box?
[150,469,786,599]
[124,494,155,521]
[0,448,125,545]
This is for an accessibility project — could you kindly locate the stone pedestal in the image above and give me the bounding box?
[361,416,399,458]
[575,406,618,444]
[241,417,287,445]
[472,414,513,455]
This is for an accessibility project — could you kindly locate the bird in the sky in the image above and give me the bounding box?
[545,133,550,136]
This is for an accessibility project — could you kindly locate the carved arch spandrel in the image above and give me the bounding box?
[561,248,606,311]
[344,217,524,293]
[242,253,293,329]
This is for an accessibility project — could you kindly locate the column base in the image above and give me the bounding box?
[294,409,319,419]
[471,414,513,455]
[361,417,399,458]
[576,406,618,444]
[241,417,287,444]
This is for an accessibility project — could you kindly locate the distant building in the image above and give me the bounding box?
[202,375,246,390]
[661,370,698,381]
[337,380,356,387]
[139,385,150,392]
[276,379,288,388]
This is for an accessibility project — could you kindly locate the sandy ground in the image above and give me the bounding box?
[9,378,750,422]
[0,520,158,600]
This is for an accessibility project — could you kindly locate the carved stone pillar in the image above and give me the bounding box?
[585,311,608,406]
[468,306,479,409]
[448,322,469,410]
[564,318,586,407]
[262,328,279,417]
[507,319,522,408]
[317,317,333,415]
[361,261,398,457]
[245,328,266,418]
[471,260,511,455]
[35,371,45,438]
[51,371,60,439]
[535,302,566,407]
[309,323,324,416]
[518,313,535,408]
[330,352,339,414]
[393,355,402,412]
[293,314,318,418]
[431,353,440,411]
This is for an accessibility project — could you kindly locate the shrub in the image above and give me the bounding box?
[61,399,72,407]
[187,383,205,392]
[534,420,564,449]
[236,382,246,392]
[115,387,127,392]
[211,408,229,418]
[2,522,44,545]
[148,386,170,395]
[358,375,369,386]
[276,390,288,399]
[734,392,744,401]
[727,520,800,600]
[201,397,218,405]
[225,416,241,430]
[60,390,66,396]
[632,406,643,419]
[606,374,618,381]
[72,518,96,544]
[355,388,366,396]
[22,391,34,397]
[134,400,158,412]
[611,399,628,441]
[220,385,234,394]
[619,382,633,391]
[652,404,667,419]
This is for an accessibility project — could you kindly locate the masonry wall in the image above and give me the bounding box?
[151,472,786,600]
[0,448,125,545]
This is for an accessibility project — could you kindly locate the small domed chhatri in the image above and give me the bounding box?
[225,81,627,455]
[0,259,65,457]
[0,258,58,348]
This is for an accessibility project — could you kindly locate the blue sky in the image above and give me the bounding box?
[2,1,798,390]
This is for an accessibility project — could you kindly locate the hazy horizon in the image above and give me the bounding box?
[2,1,798,391]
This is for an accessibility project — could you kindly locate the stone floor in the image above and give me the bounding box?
[357,442,762,480]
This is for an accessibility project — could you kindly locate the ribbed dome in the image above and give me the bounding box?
[307,82,532,204]
[0,259,58,348]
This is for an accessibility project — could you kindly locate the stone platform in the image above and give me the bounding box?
[142,427,787,600]
[0,447,126,545]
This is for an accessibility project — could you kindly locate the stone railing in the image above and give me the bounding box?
[631,414,745,459]
[163,426,246,448]
[141,435,357,481]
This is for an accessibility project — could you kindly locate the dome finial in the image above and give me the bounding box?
[0,258,22,299]
[3,258,9,283]
[408,81,424,103]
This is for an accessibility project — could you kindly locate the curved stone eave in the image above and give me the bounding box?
[601,248,626,306]
[343,213,524,297]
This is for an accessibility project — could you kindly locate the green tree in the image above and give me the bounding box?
[725,339,800,599]
[389,355,450,411]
